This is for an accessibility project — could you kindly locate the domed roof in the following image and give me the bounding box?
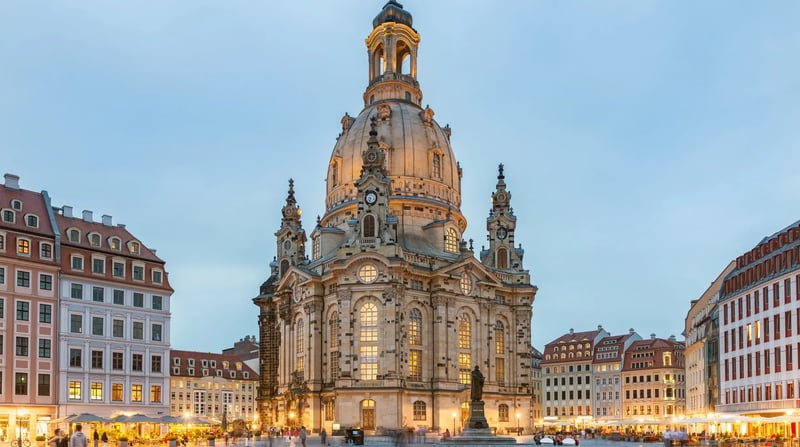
[373,1,413,29]
[325,101,460,213]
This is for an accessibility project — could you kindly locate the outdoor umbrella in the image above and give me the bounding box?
[67,414,110,423]
[110,414,160,423]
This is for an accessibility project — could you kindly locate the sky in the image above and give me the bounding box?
[2,1,799,353]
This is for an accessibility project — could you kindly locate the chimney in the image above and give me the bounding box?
[629,328,635,334]
[669,335,676,342]
[102,214,113,226]
[650,333,656,340]
[82,210,93,222]
[569,328,574,335]
[597,324,603,331]
[117,224,126,229]
[3,173,20,190]
[62,206,73,218]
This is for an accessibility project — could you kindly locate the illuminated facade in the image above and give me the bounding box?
[254,1,537,434]
[169,350,258,424]
[717,220,800,416]
[541,327,609,428]
[54,207,173,419]
[592,331,640,423]
[620,335,686,420]
[0,174,60,442]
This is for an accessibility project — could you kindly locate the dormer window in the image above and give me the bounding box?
[201,360,208,367]
[129,241,140,254]
[243,372,249,379]
[17,238,30,255]
[223,361,229,369]
[444,228,458,253]
[172,367,180,375]
[202,369,209,377]
[110,237,121,251]
[173,357,181,365]
[216,370,223,377]
[210,360,216,368]
[68,229,80,243]
[152,270,163,284]
[90,233,101,247]
[187,368,194,376]
[11,200,22,210]
[188,358,195,367]
[229,371,236,379]
[3,209,15,223]
[236,362,242,370]
[25,214,38,228]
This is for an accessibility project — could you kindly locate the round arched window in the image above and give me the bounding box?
[460,272,472,295]
[358,264,378,283]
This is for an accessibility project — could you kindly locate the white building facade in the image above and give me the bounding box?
[717,221,800,416]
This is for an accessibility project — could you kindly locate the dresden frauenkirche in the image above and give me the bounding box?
[253,1,538,435]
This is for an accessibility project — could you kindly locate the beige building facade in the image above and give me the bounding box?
[684,261,734,417]
[254,1,537,435]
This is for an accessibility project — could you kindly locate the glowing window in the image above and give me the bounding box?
[460,272,472,295]
[445,228,458,253]
[358,264,377,283]
[409,308,422,345]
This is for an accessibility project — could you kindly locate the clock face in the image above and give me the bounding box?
[495,192,507,202]
[365,191,378,205]
[497,227,507,240]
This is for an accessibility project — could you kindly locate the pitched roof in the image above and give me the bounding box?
[170,350,259,380]
[55,212,163,262]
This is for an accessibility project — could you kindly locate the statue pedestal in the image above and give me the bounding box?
[446,400,519,445]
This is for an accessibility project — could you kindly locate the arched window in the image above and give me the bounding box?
[396,40,412,74]
[68,228,79,243]
[413,401,426,421]
[372,43,385,79]
[497,247,508,269]
[296,318,305,376]
[432,153,442,178]
[329,311,339,381]
[445,228,458,253]
[330,161,339,186]
[458,313,471,384]
[498,404,509,422]
[495,322,505,354]
[363,215,376,238]
[359,303,378,381]
[409,308,422,345]
[312,237,321,260]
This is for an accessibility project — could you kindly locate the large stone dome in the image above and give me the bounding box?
[325,101,461,213]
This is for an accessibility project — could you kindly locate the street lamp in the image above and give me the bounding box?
[17,409,29,447]
[452,412,457,436]
[517,413,521,436]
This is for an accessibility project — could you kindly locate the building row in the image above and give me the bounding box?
[0,174,259,442]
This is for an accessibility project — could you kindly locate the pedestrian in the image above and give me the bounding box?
[299,427,307,447]
[101,433,108,447]
[93,430,99,447]
[319,429,327,446]
[71,425,89,447]
[47,429,63,447]
[664,429,673,447]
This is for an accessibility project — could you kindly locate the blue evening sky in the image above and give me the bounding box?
[2,1,798,352]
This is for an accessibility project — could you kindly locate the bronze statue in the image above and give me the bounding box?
[470,365,485,401]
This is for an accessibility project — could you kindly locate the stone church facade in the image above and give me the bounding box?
[254,1,538,434]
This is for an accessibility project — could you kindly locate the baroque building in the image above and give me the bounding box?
[620,335,685,420]
[592,330,641,423]
[253,1,537,434]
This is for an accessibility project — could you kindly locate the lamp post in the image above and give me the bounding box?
[452,412,457,436]
[17,409,28,447]
[517,413,521,436]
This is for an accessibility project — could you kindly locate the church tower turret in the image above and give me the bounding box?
[351,117,396,247]
[275,179,306,276]
[364,0,422,107]
[481,164,525,272]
